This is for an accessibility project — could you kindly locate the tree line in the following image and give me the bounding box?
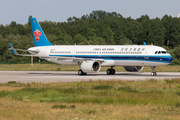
[0,10,180,64]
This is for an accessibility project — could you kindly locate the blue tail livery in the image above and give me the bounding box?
[30,18,52,47]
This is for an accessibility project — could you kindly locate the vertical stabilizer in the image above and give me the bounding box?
[30,18,52,47]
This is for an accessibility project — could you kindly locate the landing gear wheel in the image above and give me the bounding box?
[83,72,87,75]
[151,66,157,76]
[78,70,82,75]
[107,69,111,75]
[111,69,115,75]
[78,69,87,75]
[151,72,157,76]
[106,68,115,75]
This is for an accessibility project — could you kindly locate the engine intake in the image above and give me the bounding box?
[123,66,143,72]
[80,61,101,73]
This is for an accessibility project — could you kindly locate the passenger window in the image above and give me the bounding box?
[133,48,136,51]
[125,48,128,51]
[129,48,132,51]
[137,48,141,51]
[142,48,145,51]
[121,48,124,51]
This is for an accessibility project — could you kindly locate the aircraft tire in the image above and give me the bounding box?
[111,69,115,75]
[78,69,87,75]
[107,69,111,75]
[78,69,83,75]
[107,69,115,75]
[151,72,157,76]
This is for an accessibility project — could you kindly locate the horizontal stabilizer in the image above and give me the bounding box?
[9,42,39,56]
[8,48,39,53]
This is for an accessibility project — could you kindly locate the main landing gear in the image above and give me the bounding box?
[151,66,157,76]
[107,67,115,75]
[78,69,87,75]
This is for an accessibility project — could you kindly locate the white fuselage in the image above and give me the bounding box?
[29,45,173,67]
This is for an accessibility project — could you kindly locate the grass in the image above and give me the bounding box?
[0,63,180,72]
[117,86,139,92]
[0,79,180,119]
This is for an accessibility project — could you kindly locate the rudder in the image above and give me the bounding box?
[30,18,52,47]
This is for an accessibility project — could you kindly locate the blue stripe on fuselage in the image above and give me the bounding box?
[49,54,173,63]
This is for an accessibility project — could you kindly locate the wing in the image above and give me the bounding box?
[9,42,104,63]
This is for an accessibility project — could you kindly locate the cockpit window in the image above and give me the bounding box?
[155,51,169,54]
[162,51,166,54]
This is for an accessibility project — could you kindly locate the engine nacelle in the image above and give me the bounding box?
[80,61,101,73]
[123,66,143,72]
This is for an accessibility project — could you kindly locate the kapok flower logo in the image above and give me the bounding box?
[34,29,42,42]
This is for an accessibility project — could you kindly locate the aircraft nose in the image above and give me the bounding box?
[169,55,173,63]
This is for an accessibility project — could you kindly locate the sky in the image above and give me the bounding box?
[1,0,180,25]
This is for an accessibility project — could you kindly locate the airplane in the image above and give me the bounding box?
[9,17,173,76]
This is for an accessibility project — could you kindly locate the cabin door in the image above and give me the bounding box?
[144,48,150,60]
[72,47,76,57]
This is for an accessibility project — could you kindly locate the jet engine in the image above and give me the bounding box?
[80,61,101,73]
[123,66,143,72]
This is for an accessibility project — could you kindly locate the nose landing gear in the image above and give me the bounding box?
[151,66,157,76]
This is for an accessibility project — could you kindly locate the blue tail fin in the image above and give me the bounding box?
[30,18,52,47]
